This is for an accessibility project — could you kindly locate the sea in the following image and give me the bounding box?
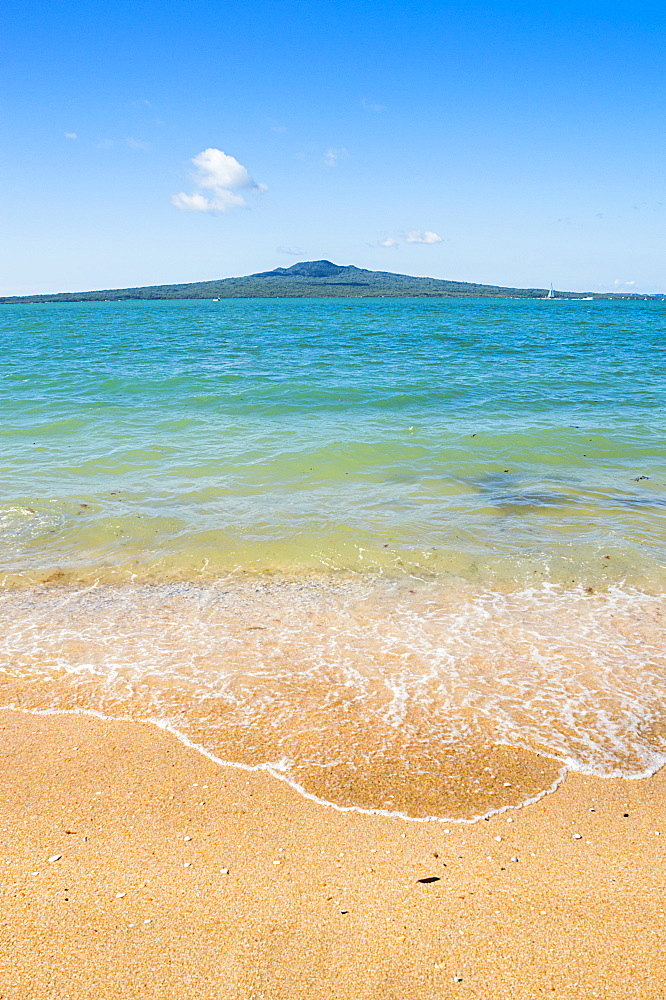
[1,296,664,820]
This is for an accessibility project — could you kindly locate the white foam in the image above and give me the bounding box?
[0,578,664,818]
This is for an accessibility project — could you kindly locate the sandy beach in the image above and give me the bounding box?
[0,708,663,999]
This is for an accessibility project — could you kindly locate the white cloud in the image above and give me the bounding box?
[171,190,246,212]
[64,131,78,140]
[192,148,254,191]
[323,147,348,167]
[126,137,150,151]
[361,98,386,113]
[377,231,444,247]
[172,147,266,214]
[277,245,304,256]
[406,229,443,244]
[614,279,636,286]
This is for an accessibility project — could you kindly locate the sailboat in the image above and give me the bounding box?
[545,284,555,299]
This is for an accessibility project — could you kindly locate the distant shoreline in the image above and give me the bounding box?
[2,258,660,303]
[2,292,658,304]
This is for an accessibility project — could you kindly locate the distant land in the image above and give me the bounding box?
[0,260,658,303]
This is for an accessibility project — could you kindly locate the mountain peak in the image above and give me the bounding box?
[284,260,347,277]
[252,260,353,279]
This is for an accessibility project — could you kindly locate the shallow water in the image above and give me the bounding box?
[1,298,664,818]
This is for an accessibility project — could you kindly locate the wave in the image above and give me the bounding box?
[1,577,664,819]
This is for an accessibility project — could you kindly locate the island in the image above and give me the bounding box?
[0,259,651,303]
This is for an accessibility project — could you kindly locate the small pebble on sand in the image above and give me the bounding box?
[494,836,502,842]
[183,836,192,842]
[220,868,229,874]
[48,855,62,863]
[573,833,583,840]
[115,892,126,899]
[511,856,519,862]
[184,862,192,867]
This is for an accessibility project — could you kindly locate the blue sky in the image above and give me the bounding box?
[1,0,664,294]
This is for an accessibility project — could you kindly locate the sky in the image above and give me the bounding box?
[1,0,664,294]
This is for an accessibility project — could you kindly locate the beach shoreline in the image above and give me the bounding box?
[3,577,664,823]
[1,708,664,999]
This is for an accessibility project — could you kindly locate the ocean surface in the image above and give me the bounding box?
[1,297,664,819]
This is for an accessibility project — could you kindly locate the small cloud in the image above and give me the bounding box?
[126,137,150,151]
[171,189,246,213]
[193,147,266,193]
[613,279,636,286]
[406,229,442,244]
[131,98,152,108]
[277,245,303,256]
[376,231,443,247]
[171,147,266,214]
[64,131,78,140]
[323,147,348,167]
[361,98,385,113]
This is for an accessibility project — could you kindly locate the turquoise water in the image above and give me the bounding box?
[1,297,665,818]
[2,297,665,587]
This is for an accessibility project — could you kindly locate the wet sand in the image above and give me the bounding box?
[3,579,664,815]
[0,708,664,999]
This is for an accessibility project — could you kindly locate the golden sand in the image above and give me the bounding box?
[0,709,664,999]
